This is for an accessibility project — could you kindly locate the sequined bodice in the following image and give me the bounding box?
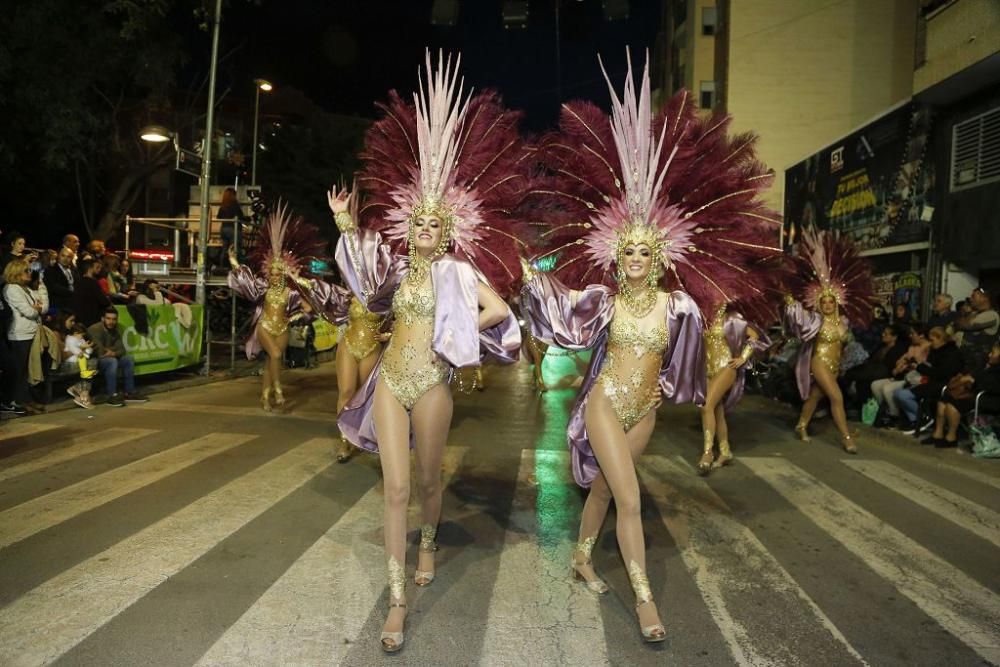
[607,317,670,357]
[705,316,732,378]
[259,284,290,336]
[813,316,845,374]
[344,297,382,359]
[392,276,436,326]
[381,274,448,409]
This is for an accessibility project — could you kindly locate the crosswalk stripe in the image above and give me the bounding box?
[0,436,334,667]
[0,428,156,483]
[743,456,1000,665]
[639,457,868,666]
[131,401,338,423]
[194,446,470,667]
[0,421,60,444]
[0,432,255,550]
[480,449,608,667]
[933,462,1000,492]
[843,460,1000,550]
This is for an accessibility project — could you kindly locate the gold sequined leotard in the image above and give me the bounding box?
[344,297,382,361]
[813,316,847,375]
[596,301,670,432]
[704,311,732,380]
[259,284,290,336]
[380,273,449,410]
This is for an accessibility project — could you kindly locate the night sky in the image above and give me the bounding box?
[218,0,663,130]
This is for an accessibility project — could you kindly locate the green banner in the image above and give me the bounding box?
[115,304,204,375]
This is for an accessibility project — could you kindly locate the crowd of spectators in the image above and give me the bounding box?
[0,231,152,415]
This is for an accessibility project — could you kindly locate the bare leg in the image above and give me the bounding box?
[796,383,824,440]
[810,360,855,452]
[700,368,736,473]
[411,382,453,585]
[584,391,664,638]
[931,401,947,439]
[335,343,360,414]
[372,377,412,647]
[573,408,655,591]
[255,326,282,411]
[943,403,961,441]
[714,402,734,467]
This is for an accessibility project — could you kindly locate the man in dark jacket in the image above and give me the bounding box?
[73,258,112,326]
[841,323,909,410]
[87,307,148,407]
[43,247,81,313]
[893,326,964,434]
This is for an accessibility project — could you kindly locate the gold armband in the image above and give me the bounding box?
[738,343,754,364]
[784,294,795,305]
[519,257,536,283]
[334,210,355,233]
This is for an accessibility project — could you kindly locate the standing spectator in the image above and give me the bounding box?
[85,239,106,261]
[216,187,250,269]
[98,254,135,303]
[61,234,81,265]
[0,232,38,275]
[136,279,167,306]
[87,307,148,407]
[119,258,135,291]
[44,247,80,313]
[893,326,964,434]
[956,287,999,370]
[73,258,112,327]
[927,293,956,330]
[3,258,47,414]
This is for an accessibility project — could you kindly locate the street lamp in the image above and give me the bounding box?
[252,78,273,187]
[139,125,172,142]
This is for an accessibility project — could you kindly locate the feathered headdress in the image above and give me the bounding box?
[251,201,326,277]
[357,49,529,297]
[527,50,782,314]
[787,227,876,327]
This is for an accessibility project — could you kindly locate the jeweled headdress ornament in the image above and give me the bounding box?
[788,227,876,326]
[357,49,529,296]
[526,50,782,314]
[251,201,325,277]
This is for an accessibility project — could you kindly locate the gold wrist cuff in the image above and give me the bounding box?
[334,210,355,233]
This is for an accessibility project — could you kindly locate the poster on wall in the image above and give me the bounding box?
[784,102,935,251]
[871,272,924,322]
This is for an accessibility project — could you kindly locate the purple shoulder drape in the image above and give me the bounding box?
[337,238,520,453]
[721,315,771,411]
[783,300,829,400]
[522,275,705,488]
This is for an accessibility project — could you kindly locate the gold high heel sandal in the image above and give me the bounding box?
[381,557,407,653]
[841,433,858,454]
[260,387,272,412]
[570,536,609,594]
[697,430,715,476]
[272,382,286,406]
[414,524,437,587]
[794,421,810,442]
[713,440,734,468]
[628,561,666,643]
[335,436,352,463]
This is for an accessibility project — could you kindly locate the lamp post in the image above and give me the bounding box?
[195,0,224,310]
[251,79,273,187]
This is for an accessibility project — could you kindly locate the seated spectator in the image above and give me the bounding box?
[57,312,97,410]
[87,307,148,407]
[927,293,956,330]
[955,287,999,371]
[924,341,1000,447]
[893,326,964,434]
[136,279,167,306]
[98,254,134,303]
[893,303,912,326]
[44,247,80,313]
[119,258,135,291]
[3,258,47,414]
[842,323,908,410]
[73,258,112,327]
[871,324,930,426]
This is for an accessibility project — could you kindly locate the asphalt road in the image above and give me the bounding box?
[0,357,998,667]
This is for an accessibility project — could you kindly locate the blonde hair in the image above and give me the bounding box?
[2,258,29,285]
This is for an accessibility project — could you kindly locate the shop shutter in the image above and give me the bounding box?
[951,106,1000,192]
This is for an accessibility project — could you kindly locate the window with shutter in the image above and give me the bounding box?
[950,107,1000,192]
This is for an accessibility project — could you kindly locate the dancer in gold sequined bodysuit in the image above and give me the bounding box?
[334,297,386,462]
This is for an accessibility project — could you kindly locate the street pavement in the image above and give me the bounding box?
[0,356,998,667]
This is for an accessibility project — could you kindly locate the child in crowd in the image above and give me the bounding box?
[62,319,97,409]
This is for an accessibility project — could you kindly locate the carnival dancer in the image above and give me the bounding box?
[783,228,876,453]
[227,204,346,411]
[521,51,779,643]
[331,51,524,653]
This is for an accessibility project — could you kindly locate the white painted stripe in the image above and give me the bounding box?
[933,462,1000,492]
[0,428,156,482]
[480,449,608,667]
[640,457,868,666]
[844,460,1000,550]
[0,437,333,667]
[0,432,254,549]
[743,456,1000,665]
[0,421,60,444]
[131,401,338,423]
[194,447,469,667]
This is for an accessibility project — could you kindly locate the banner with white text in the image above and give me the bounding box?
[116,304,204,375]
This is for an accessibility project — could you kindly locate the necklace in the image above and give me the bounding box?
[407,252,432,285]
[618,283,657,318]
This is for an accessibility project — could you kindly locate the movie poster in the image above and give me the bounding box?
[784,102,935,251]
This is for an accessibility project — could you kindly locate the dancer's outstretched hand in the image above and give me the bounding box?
[327,185,351,215]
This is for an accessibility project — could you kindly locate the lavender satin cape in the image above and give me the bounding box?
[720,315,771,411]
[227,266,350,359]
[783,300,847,400]
[335,229,521,453]
[521,274,706,488]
